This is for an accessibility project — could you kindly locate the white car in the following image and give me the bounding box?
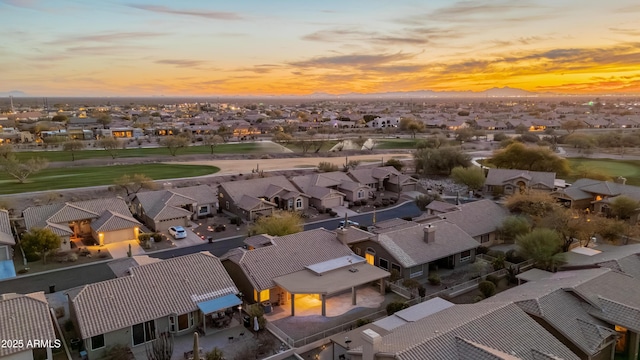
[339,220,360,228]
[168,226,187,239]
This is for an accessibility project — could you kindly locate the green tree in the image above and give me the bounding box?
[51,114,68,123]
[414,148,471,175]
[609,196,639,220]
[385,159,404,171]
[504,190,557,218]
[499,216,531,242]
[20,228,61,264]
[537,208,596,251]
[0,155,48,183]
[488,143,570,176]
[95,113,112,129]
[516,228,566,271]
[96,137,121,159]
[415,193,441,210]
[450,166,485,191]
[272,132,293,144]
[407,121,424,138]
[114,174,158,196]
[203,134,224,154]
[248,210,303,236]
[454,128,474,142]
[560,119,585,134]
[0,144,13,159]
[159,136,189,156]
[62,139,85,161]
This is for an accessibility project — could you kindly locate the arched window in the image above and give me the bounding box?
[357,189,365,199]
[296,198,303,209]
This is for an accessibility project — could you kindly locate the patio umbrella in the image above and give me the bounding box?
[253,316,259,332]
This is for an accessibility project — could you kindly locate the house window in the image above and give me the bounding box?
[90,334,105,350]
[357,189,365,199]
[379,258,389,270]
[365,248,375,265]
[354,247,361,256]
[132,320,156,346]
[254,289,270,302]
[460,250,472,262]
[198,205,209,214]
[480,234,490,243]
[225,201,229,210]
[410,265,423,278]
[391,263,401,274]
[295,198,303,209]
[288,199,293,209]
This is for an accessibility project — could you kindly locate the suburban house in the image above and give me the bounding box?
[347,218,479,282]
[0,210,14,262]
[67,252,240,360]
[131,185,217,232]
[22,198,142,251]
[220,228,389,316]
[290,172,371,209]
[415,199,510,246]
[561,243,640,278]
[0,292,59,360]
[347,302,581,360]
[484,168,557,195]
[553,178,640,221]
[488,268,640,360]
[217,176,309,221]
[348,166,418,193]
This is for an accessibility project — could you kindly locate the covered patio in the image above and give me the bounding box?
[197,294,242,335]
[273,255,389,317]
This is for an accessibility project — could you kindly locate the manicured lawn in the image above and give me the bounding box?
[0,164,219,194]
[13,142,282,162]
[376,139,420,149]
[567,158,640,186]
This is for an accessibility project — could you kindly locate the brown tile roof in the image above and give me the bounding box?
[0,210,14,246]
[219,176,302,205]
[377,221,479,267]
[69,252,238,339]
[221,228,354,291]
[90,210,141,232]
[134,185,216,220]
[0,292,57,357]
[486,169,556,189]
[435,199,510,238]
[371,302,580,360]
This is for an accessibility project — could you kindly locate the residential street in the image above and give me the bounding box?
[0,202,421,294]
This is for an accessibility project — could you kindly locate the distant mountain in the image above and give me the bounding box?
[0,90,28,97]
[482,86,536,97]
[300,87,538,99]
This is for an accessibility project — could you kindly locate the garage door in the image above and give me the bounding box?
[323,196,343,209]
[103,228,136,244]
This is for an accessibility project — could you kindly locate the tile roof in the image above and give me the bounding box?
[291,172,368,195]
[0,292,57,357]
[425,200,460,213]
[219,176,302,204]
[23,198,135,235]
[134,185,216,220]
[0,210,14,246]
[376,220,479,267]
[486,169,556,189]
[69,252,238,339]
[556,178,640,200]
[434,199,510,237]
[221,228,354,291]
[90,210,141,232]
[372,302,580,360]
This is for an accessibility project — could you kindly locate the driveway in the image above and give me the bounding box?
[103,240,145,259]
[170,228,208,248]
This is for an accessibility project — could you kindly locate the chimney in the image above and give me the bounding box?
[424,224,435,244]
[361,329,382,360]
[337,227,348,245]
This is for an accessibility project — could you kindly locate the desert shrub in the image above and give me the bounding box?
[25,252,41,262]
[485,274,500,286]
[356,318,372,327]
[402,279,420,289]
[318,161,339,172]
[428,273,441,285]
[479,281,496,298]
[68,253,78,262]
[473,295,485,303]
[493,132,508,141]
[492,255,506,270]
[361,199,368,205]
[382,199,390,206]
[506,249,527,264]
[353,200,361,206]
[230,217,243,225]
[374,201,382,207]
[389,269,401,282]
[386,301,409,315]
[486,250,505,258]
[418,286,426,297]
[476,246,489,255]
[328,210,337,217]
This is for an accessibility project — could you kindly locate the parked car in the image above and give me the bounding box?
[214,224,226,232]
[168,226,187,239]
[339,220,359,228]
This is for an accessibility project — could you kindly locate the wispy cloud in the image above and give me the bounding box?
[127,4,244,20]
[0,0,39,9]
[610,27,640,36]
[47,32,166,45]
[289,52,415,69]
[235,64,280,74]
[155,59,207,68]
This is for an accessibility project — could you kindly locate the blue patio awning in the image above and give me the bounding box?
[197,294,241,314]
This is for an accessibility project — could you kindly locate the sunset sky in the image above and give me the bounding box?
[2,0,640,96]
